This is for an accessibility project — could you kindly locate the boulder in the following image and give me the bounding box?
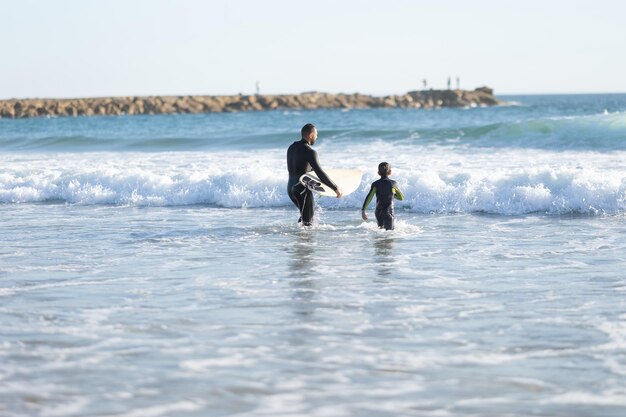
[65,106,78,117]
[474,86,494,95]
[160,103,176,114]
[1,105,15,118]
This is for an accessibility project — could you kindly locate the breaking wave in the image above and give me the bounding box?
[2,160,626,215]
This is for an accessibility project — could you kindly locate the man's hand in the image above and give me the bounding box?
[361,210,368,221]
[335,188,343,198]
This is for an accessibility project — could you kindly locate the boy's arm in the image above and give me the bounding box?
[361,185,376,220]
[392,181,404,201]
[393,186,404,201]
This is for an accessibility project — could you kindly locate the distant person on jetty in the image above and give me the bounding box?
[287,123,343,226]
[361,162,404,231]
[447,76,451,90]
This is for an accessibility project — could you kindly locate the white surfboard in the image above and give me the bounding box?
[299,168,362,197]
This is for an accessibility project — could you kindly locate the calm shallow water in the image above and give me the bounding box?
[2,204,626,417]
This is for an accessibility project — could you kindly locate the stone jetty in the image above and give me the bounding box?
[0,87,502,119]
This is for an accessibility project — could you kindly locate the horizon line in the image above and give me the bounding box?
[2,90,626,102]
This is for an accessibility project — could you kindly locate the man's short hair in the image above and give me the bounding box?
[301,123,316,138]
[378,162,391,176]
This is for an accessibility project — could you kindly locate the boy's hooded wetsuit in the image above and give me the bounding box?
[287,139,338,226]
[362,176,404,230]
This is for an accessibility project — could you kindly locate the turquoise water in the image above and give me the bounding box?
[2,95,626,416]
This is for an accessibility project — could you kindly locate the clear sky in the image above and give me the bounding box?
[1,0,624,99]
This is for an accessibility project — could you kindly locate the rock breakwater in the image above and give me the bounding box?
[0,87,502,118]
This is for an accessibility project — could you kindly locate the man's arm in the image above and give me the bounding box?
[308,149,338,191]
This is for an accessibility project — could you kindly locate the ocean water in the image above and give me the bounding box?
[1,94,626,417]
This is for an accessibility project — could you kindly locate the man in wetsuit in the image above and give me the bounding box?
[361,162,405,230]
[287,123,343,226]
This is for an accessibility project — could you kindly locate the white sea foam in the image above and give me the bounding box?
[180,355,257,371]
[41,398,90,417]
[115,400,204,417]
[0,278,125,297]
[543,391,626,406]
[595,320,626,350]
[2,148,626,215]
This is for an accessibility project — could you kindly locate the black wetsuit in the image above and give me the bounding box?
[287,139,337,226]
[362,176,404,230]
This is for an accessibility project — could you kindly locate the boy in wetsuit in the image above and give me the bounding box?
[361,162,404,230]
